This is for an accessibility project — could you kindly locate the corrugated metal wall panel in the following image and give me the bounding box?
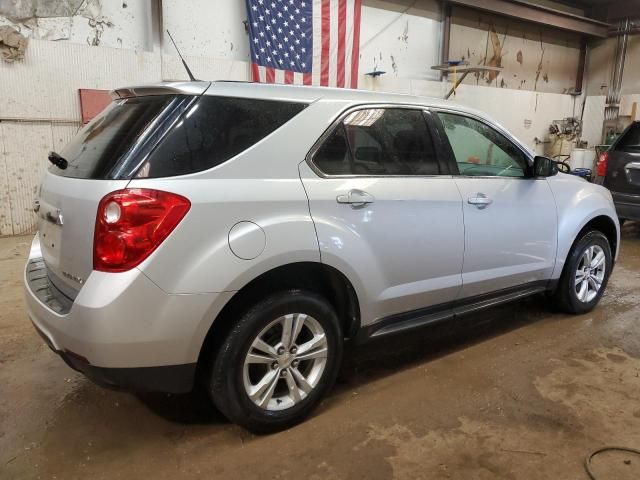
[0,40,161,122]
[1,123,51,235]
[0,39,161,236]
[0,128,12,236]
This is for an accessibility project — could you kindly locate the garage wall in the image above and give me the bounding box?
[0,0,581,236]
[358,0,442,82]
[580,35,640,147]
[449,6,582,94]
[0,0,153,49]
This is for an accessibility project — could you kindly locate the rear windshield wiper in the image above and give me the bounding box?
[48,151,68,170]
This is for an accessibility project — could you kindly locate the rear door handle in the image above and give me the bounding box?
[468,193,493,209]
[336,189,375,208]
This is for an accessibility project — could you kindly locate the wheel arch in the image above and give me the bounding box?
[552,213,619,283]
[577,215,618,260]
[196,261,361,370]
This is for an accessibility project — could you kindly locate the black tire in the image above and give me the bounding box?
[206,290,343,433]
[553,230,612,314]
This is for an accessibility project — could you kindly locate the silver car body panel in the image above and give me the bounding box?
[546,173,620,278]
[25,233,233,367]
[25,81,620,376]
[299,162,465,324]
[36,174,129,297]
[453,176,557,298]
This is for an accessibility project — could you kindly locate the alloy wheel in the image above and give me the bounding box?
[243,313,328,411]
[575,244,606,303]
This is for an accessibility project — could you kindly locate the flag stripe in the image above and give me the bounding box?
[303,72,312,85]
[350,0,361,88]
[312,1,322,86]
[284,70,294,84]
[337,0,347,88]
[344,0,354,89]
[328,0,339,87]
[266,67,275,83]
[320,0,330,86]
[275,68,284,84]
[251,62,260,82]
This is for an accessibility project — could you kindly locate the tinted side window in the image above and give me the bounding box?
[616,123,640,151]
[312,108,439,176]
[438,112,528,178]
[314,124,352,175]
[137,96,307,178]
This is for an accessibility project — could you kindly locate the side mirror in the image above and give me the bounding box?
[532,156,558,177]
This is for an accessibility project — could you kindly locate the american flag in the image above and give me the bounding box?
[245,0,362,88]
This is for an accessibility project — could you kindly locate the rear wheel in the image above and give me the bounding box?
[207,290,342,433]
[553,230,612,314]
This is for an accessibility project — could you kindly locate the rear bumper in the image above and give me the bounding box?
[612,192,640,221]
[31,320,196,392]
[24,234,234,393]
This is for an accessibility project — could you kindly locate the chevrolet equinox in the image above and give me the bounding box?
[25,81,620,432]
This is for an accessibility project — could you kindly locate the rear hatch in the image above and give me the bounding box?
[605,122,640,194]
[37,91,199,298]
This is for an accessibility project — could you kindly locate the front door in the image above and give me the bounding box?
[299,106,464,325]
[434,111,558,299]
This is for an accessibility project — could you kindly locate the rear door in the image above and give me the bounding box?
[299,106,464,325]
[433,110,557,299]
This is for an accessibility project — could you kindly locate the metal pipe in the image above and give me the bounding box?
[603,19,629,139]
[0,117,80,124]
[440,2,452,80]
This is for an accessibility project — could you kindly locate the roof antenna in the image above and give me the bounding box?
[166,30,197,81]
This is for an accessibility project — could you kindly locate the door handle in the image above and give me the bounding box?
[336,189,375,208]
[468,193,493,209]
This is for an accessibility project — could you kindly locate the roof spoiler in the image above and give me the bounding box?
[109,81,211,100]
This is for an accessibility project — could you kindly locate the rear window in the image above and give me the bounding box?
[53,95,181,179]
[136,96,306,178]
[52,95,307,179]
[615,123,640,151]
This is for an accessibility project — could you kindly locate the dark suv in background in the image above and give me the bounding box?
[596,121,640,223]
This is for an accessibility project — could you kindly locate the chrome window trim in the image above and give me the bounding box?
[305,103,451,180]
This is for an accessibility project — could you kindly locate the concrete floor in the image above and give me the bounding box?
[1,225,640,480]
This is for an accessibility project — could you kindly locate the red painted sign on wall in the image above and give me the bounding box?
[78,89,112,124]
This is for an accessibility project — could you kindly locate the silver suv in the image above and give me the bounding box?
[25,81,619,432]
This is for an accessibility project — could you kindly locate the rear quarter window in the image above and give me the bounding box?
[136,96,307,178]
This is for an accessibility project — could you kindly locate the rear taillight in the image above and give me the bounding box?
[596,151,609,177]
[94,189,190,272]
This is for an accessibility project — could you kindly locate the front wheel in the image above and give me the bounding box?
[553,230,612,314]
[206,290,343,433]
